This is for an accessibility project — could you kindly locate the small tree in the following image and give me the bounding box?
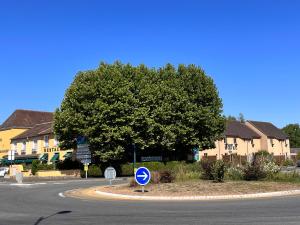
[31,160,39,175]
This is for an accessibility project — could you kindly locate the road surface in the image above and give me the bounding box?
[0,179,300,225]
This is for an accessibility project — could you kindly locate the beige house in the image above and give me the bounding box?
[246,121,290,158]
[200,120,290,161]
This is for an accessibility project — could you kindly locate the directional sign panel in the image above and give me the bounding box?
[135,167,151,186]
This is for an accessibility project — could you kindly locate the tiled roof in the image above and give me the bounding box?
[11,122,53,140]
[225,121,261,139]
[248,121,288,140]
[0,110,53,130]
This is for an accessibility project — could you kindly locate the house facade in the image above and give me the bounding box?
[0,110,53,159]
[10,122,73,164]
[200,120,290,162]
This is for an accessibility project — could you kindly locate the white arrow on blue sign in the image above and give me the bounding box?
[135,167,151,186]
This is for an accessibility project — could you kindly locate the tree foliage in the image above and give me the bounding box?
[282,124,300,148]
[54,62,225,162]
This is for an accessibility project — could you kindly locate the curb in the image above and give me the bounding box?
[95,189,300,201]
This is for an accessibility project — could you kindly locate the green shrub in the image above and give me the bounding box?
[56,158,82,170]
[121,164,134,176]
[87,165,102,177]
[211,160,226,182]
[37,163,55,170]
[226,166,244,181]
[243,162,266,181]
[31,160,39,175]
[282,159,295,167]
[263,161,280,178]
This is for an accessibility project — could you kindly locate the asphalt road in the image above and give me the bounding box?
[1,179,300,225]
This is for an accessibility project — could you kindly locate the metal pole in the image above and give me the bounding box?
[85,169,87,179]
[133,144,136,174]
[142,186,144,193]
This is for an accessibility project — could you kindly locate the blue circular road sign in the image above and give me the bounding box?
[135,167,151,186]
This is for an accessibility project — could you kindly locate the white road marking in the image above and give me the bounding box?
[58,192,65,198]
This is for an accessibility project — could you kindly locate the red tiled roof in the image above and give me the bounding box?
[0,110,53,130]
[11,122,53,140]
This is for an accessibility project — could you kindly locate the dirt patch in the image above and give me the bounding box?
[66,180,300,200]
[97,180,300,196]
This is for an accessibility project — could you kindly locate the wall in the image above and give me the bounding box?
[12,133,73,163]
[0,128,27,158]
[199,137,261,160]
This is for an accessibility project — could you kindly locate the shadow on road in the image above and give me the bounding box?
[33,210,72,225]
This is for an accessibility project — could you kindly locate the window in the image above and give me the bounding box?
[54,137,59,147]
[251,139,255,147]
[224,138,227,144]
[285,139,288,147]
[21,141,26,154]
[44,135,49,148]
[234,138,237,144]
[270,139,274,147]
[32,140,37,150]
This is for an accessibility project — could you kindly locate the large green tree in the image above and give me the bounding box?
[282,124,300,148]
[54,62,225,162]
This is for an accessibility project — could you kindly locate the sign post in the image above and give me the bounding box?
[135,167,151,193]
[104,167,116,185]
[84,164,89,179]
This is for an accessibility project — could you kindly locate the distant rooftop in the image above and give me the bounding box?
[0,109,53,130]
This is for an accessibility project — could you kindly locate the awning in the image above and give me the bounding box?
[1,155,38,165]
[50,153,59,162]
[40,153,48,162]
[63,152,72,159]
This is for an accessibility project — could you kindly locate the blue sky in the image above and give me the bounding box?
[0,0,299,128]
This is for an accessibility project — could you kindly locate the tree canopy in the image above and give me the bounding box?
[54,62,225,162]
[282,124,300,148]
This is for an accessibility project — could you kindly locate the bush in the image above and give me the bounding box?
[159,170,175,183]
[263,161,280,178]
[282,159,295,167]
[226,166,244,181]
[211,160,226,182]
[87,165,102,177]
[37,163,55,170]
[56,158,82,170]
[243,162,266,181]
[31,160,39,175]
[200,159,214,180]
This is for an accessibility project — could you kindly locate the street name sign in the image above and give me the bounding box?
[135,167,151,186]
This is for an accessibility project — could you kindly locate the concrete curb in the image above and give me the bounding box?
[95,189,300,201]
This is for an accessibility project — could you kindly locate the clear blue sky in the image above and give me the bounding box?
[0,0,299,128]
